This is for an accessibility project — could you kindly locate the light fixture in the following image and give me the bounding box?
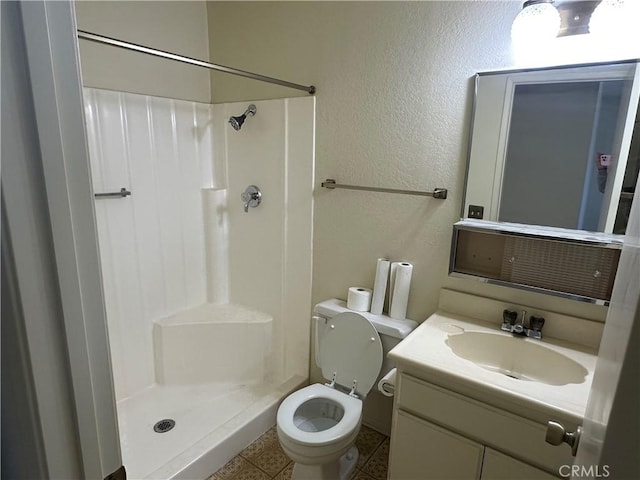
[511,0,561,45]
[590,0,640,37]
[556,1,600,37]
[512,0,640,64]
[512,0,640,40]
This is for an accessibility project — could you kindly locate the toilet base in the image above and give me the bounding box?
[291,446,359,480]
[338,446,359,480]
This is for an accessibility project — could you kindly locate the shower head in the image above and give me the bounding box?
[228,104,257,131]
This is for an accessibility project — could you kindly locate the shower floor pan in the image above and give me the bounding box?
[117,375,305,479]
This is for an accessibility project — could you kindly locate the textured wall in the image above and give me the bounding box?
[75,1,211,102]
[207,1,608,324]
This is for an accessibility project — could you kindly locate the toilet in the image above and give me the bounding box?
[277,299,417,480]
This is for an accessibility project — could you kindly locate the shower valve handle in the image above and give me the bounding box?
[241,185,262,213]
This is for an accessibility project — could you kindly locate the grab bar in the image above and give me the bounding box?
[94,188,132,199]
[321,179,447,199]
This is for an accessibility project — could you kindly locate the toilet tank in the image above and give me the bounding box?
[313,299,418,383]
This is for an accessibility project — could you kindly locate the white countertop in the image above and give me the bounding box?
[389,311,598,426]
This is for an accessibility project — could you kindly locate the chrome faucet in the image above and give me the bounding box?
[501,309,545,340]
[241,185,262,213]
[513,309,527,335]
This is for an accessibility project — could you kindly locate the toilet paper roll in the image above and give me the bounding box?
[389,262,412,320]
[370,258,390,315]
[389,262,399,312]
[377,368,397,397]
[347,287,372,312]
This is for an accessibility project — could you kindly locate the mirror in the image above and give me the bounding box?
[463,60,640,234]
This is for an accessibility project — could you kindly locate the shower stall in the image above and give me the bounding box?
[83,89,315,478]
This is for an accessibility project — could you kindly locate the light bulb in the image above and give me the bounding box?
[511,1,561,46]
[590,0,640,37]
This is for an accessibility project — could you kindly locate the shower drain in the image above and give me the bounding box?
[153,419,176,433]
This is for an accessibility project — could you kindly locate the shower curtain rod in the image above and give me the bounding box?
[77,30,316,95]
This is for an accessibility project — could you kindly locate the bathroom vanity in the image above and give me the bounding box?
[387,290,599,479]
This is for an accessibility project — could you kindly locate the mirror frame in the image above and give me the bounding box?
[462,58,640,235]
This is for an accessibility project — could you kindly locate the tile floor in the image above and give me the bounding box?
[208,425,390,480]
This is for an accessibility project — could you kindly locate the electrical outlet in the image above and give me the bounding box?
[599,154,612,167]
[468,205,484,219]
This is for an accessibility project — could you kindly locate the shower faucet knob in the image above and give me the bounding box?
[241,185,262,212]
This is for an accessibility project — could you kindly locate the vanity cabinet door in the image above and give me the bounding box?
[389,410,484,480]
[481,448,559,480]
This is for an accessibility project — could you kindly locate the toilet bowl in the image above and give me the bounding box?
[277,383,362,467]
[276,309,386,480]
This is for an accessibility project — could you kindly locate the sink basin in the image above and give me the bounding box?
[445,331,588,386]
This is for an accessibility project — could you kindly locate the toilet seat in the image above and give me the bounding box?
[318,312,383,398]
[277,384,362,447]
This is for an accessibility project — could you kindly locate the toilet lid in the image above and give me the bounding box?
[319,312,383,398]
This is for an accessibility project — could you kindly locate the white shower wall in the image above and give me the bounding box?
[212,98,315,384]
[84,89,214,400]
[84,89,314,402]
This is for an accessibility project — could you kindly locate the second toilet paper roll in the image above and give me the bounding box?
[389,262,413,320]
[370,258,390,315]
[347,287,372,312]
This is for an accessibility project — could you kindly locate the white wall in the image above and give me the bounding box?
[2,2,83,476]
[84,88,214,400]
[75,1,211,103]
[9,2,122,477]
[206,1,609,330]
[576,174,640,478]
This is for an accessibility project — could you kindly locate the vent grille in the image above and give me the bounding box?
[501,236,619,300]
[452,229,620,301]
